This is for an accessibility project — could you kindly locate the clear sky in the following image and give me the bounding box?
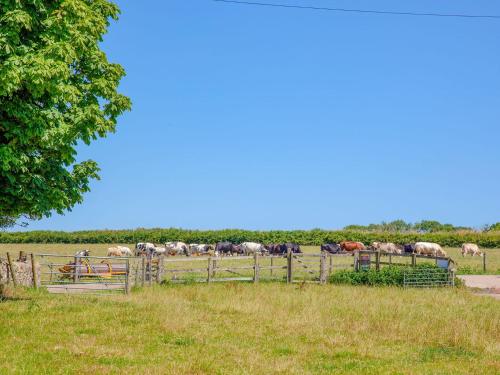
[23,0,500,231]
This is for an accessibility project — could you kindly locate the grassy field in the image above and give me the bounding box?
[1,243,498,274]
[0,284,498,374]
[1,244,499,373]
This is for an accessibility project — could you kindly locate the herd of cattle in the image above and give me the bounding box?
[74,241,483,259]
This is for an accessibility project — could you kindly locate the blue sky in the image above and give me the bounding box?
[24,0,500,231]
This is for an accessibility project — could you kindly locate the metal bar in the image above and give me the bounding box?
[6,252,17,286]
[31,253,38,289]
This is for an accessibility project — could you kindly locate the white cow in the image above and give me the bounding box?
[189,244,213,255]
[240,242,267,256]
[165,241,190,256]
[414,242,447,257]
[116,246,132,256]
[371,242,402,254]
[153,246,167,256]
[135,242,156,256]
[107,247,124,257]
[461,243,483,257]
[75,250,90,257]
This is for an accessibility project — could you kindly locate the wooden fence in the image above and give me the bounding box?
[0,250,459,294]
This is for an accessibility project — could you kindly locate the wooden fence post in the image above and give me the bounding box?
[134,261,139,286]
[156,256,164,284]
[253,252,260,283]
[329,254,333,275]
[125,258,130,294]
[141,256,146,287]
[212,258,217,279]
[270,256,274,277]
[148,254,153,287]
[320,251,327,284]
[483,252,486,273]
[375,250,380,271]
[73,255,80,283]
[207,257,213,283]
[389,254,392,265]
[30,253,38,289]
[6,252,17,287]
[411,253,416,267]
[353,251,359,271]
[286,249,292,283]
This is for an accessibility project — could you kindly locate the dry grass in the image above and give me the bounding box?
[0,284,498,374]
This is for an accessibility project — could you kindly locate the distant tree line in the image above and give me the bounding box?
[344,220,499,233]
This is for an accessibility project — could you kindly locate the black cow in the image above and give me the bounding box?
[265,243,278,254]
[321,243,341,254]
[266,243,287,255]
[404,243,416,254]
[285,242,302,254]
[215,242,241,256]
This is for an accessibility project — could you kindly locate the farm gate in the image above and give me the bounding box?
[36,254,131,295]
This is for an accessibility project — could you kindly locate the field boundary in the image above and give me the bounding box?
[0,250,460,295]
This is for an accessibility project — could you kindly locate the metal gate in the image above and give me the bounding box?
[403,267,454,288]
[36,254,130,295]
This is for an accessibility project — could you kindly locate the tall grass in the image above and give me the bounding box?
[0,284,498,374]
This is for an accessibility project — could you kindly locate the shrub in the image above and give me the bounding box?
[329,264,449,287]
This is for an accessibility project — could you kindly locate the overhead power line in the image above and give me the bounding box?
[213,0,500,20]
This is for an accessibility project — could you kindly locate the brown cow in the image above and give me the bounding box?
[340,241,366,252]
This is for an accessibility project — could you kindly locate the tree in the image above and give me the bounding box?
[0,0,131,227]
[487,223,500,232]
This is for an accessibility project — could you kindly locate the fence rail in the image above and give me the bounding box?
[0,249,459,294]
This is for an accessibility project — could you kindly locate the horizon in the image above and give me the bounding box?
[21,0,500,231]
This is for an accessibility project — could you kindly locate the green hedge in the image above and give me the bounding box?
[0,228,499,247]
[329,264,452,286]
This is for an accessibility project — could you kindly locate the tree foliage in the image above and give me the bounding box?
[0,0,130,225]
[487,223,500,232]
[344,220,472,233]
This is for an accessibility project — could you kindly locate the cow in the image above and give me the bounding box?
[404,243,416,254]
[371,242,401,254]
[340,241,365,252]
[266,243,287,255]
[240,242,267,256]
[461,243,483,257]
[321,243,342,254]
[165,242,190,256]
[215,242,241,256]
[135,242,156,256]
[107,247,125,257]
[153,246,167,256]
[189,244,214,256]
[414,242,447,257]
[75,250,90,257]
[285,242,302,254]
[265,243,277,254]
[116,246,132,256]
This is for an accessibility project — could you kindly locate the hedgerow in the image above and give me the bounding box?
[0,228,499,247]
[329,264,451,286]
